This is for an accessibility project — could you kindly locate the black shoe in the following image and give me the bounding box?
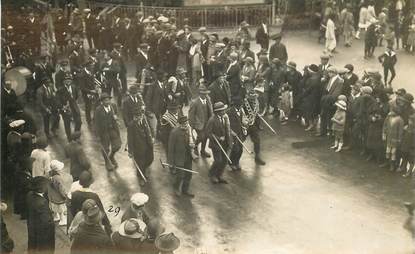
[182,192,195,198]
[193,148,199,156]
[255,156,266,165]
[218,178,228,184]
[210,176,219,184]
[201,150,211,158]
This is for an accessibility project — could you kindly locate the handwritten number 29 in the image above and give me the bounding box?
[108,205,120,216]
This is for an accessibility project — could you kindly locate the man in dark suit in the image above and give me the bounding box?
[240,41,256,66]
[94,93,121,170]
[36,79,60,138]
[255,19,269,50]
[188,84,213,158]
[206,102,232,184]
[77,61,99,125]
[101,53,122,106]
[55,59,71,90]
[226,52,242,99]
[209,72,231,107]
[317,66,345,137]
[145,71,166,138]
[84,9,98,49]
[228,97,247,171]
[269,33,288,65]
[24,12,41,54]
[111,43,128,97]
[56,78,82,141]
[135,43,150,82]
[26,176,55,254]
[127,108,154,186]
[122,84,144,128]
[168,116,195,197]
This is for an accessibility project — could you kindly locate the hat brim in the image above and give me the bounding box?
[335,102,347,110]
[199,89,210,94]
[213,105,228,112]
[118,220,145,239]
[155,235,180,252]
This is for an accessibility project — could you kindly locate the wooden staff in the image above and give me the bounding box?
[234,134,253,154]
[212,134,232,164]
[159,159,199,174]
[258,115,277,135]
[132,157,147,182]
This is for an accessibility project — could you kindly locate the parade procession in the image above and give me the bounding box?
[1,0,415,253]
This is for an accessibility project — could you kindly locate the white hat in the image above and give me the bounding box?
[215,43,226,48]
[131,192,149,207]
[335,100,347,110]
[9,119,25,128]
[168,76,178,85]
[176,30,185,37]
[50,160,64,171]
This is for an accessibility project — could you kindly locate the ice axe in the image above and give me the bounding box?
[132,158,147,183]
[159,159,199,174]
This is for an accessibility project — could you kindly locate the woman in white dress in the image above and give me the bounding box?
[356,2,369,39]
[325,14,337,56]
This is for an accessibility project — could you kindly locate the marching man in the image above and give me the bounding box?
[206,102,232,184]
[168,116,195,198]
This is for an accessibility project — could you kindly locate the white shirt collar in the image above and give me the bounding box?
[200,97,206,104]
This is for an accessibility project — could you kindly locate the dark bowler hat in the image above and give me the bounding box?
[100,92,112,101]
[198,84,210,94]
[213,102,228,112]
[308,64,319,73]
[155,233,180,252]
[128,84,140,94]
[287,61,297,69]
[178,115,188,124]
[31,176,49,192]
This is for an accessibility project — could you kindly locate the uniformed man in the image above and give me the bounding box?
[56,77,82,141]
[206,102,232,184]
[122,84,145,128]
[127,107,154,186]
[94,93,121,170]
[242,90,266,165]
[159,104,180,153]
[55,59,72,90]
[228,97,248,171]
[78,61,100,125]
[101,52,122,106]
[168,116,195,197]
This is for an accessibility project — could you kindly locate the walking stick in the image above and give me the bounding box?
[159,159,199,174]
[234,135,254,154]
[212,134,233,164]
[132,157,147,183]
[98,143,115,170]
[257,115,278,135]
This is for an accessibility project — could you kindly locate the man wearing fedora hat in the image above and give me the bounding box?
[145,70,167,138]
[155,233,180,254]
[26,176,55,254]
[269,33,288,65]
[255,18,269,50]
[36,78,60,138]
[228,96,248,171]
[189,84,213,158]
[127,107,154,185]
[209,71,231,107]
[71,204,114,253]
[122,84,145,128]
[285,61,303,119]
[57,77,82,142]
[206,102,232,184]
[112,218,157,253]
[101,51,122,106]
[94,92,121,170]
[168,116,195,197]
[77,60,100,125]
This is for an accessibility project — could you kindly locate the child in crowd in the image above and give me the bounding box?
[331,98,347,152]
[278,83,293,124]
[382,105,404,171]
[48,160,73,226]
[401,114,415,177]
[30,136,51,177]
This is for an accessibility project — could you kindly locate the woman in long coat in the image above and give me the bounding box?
[300,65,322,131]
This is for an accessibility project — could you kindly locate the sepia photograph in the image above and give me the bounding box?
[1,0,415,253]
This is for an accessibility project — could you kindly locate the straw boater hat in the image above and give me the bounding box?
[213,102,227,112]
[9,119,25,128]
[335,100,347,111]
[198,26,207,32]
[131,192,149,207]
[119,218,147,239]
[155,233,180,252]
